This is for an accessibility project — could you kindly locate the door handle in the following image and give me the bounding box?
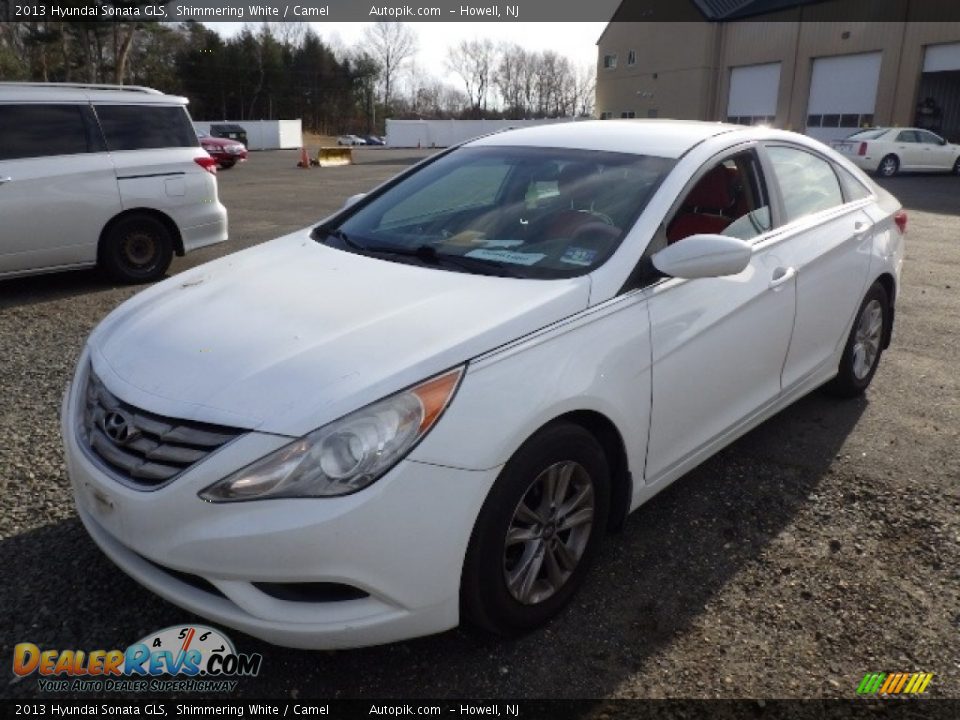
[0,177,12,185]
[769,266,796,289]
[854,220,872,235]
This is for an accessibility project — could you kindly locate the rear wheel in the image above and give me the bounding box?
[876,154,899,178]
[99,214,174,284]
[219,160,236,170]
[952,157,960,176]
[461,422,610,636]
[826,282,889,397]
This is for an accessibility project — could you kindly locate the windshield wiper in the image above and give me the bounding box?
[352,240,522,277]
[369,244,522,277]
[313,226,367,252]
[314,227,521,277]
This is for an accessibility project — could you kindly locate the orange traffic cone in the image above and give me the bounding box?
[298,147,310,169]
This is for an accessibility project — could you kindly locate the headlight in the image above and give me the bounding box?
[199,367,464,502]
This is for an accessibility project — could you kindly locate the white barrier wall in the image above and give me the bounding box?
[193,120,303,150]
[386,118,578,148]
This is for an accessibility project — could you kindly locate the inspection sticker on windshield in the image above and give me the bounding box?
[465,249,546,266]
[480,239,524,249]
[560,247,597,266]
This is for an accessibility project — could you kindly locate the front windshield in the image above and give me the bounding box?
[319,146,674,279]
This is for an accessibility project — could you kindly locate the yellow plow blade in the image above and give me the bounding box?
[317,147,353,167]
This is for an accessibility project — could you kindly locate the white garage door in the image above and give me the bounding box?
[727,63,781,125]
[923,42,960,73]
[807,52,882,143]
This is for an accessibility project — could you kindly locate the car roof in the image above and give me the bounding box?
[856,127,938,134]
[0,82,188,105]
[466,119,746,159]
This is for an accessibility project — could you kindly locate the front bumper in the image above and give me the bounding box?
[62,368,499,649]
[211,151,248,164]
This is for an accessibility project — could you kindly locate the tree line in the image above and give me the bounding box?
[0,18,595,132]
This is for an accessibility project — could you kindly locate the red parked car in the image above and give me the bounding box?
[197,131,248,169]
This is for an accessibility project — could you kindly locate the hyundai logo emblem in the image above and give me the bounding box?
[102,410,135,445]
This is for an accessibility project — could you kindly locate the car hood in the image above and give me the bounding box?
[89,231,590,437]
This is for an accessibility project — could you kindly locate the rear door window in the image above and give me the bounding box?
[95,105,199,151]
[766,146,844,223]
[916,130,945,145]
[834,165,872,201]
[0,104,92,160]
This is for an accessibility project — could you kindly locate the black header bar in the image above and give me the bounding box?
[3,699,960,719]
[3,0,960,23]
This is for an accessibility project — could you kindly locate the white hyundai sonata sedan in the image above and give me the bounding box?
[63,120,905,649]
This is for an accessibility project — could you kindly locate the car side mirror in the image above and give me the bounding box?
[344,193,366,209]
[651,234,752,279]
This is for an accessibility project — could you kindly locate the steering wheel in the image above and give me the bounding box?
[569,216,621,245]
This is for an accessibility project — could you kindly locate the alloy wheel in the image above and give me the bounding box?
[502,461,595,605]
[852,299,883,380]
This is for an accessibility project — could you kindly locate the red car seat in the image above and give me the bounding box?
[666,165,738,243]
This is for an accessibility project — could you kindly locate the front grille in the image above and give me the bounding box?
[80,369,244,489]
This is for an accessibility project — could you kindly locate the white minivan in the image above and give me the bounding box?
[0,83,228,283]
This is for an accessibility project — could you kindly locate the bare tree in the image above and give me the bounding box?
[362,22,418,115]
[267,21,307,49]
[495,42,528,117]
[446,38,497,116]
[112,23,139,84]
[573,63,596,117]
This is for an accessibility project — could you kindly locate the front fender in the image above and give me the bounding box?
[410,293,652,491]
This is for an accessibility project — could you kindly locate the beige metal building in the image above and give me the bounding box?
[595,0,960,142]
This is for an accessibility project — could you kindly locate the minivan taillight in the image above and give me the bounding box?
[858,142,868,156]
[893,210,907,234]
[194,156,217,175]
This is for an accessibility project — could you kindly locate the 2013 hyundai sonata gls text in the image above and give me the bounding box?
[63,121,905,649]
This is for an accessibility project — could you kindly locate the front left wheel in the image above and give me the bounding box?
[952,157,960,176]
[461,422,610,636]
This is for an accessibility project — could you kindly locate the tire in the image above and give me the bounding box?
[876,154,899,178]
[219,160,236,170]
[953,157,960,176]
[99,214,174,284]
[826,282,889,398]
[461,422,610,636]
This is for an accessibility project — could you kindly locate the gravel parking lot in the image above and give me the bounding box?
[2,148,958,700]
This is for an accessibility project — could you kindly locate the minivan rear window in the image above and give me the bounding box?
[0,104,91,160]
[95,105,199,151]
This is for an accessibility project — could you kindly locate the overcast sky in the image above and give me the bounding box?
[207,22,607,87]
